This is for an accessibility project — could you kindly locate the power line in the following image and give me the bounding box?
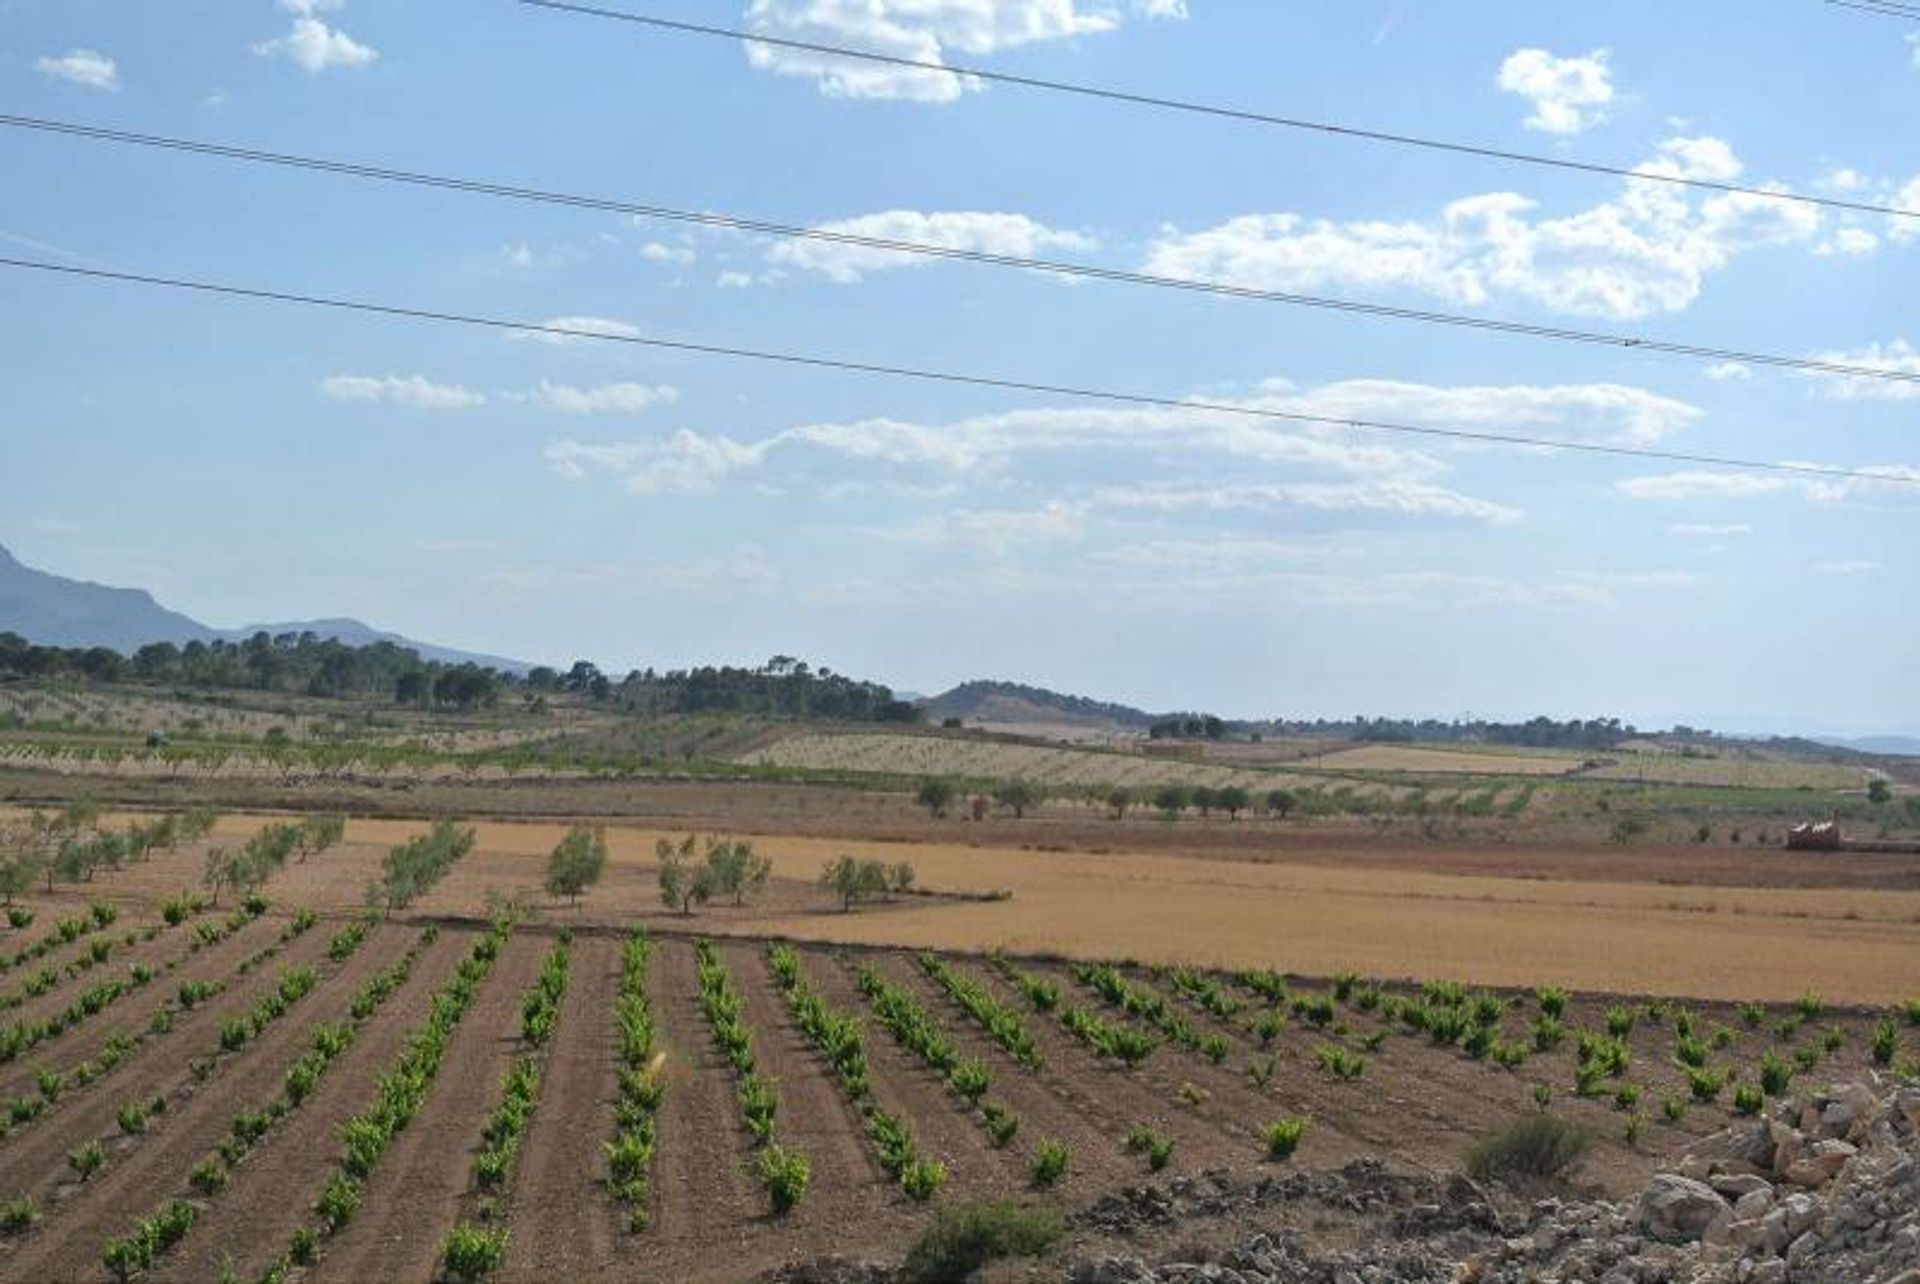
[4,254,1913,490]
[518,0,1920,226]
[1825,0,1920,19]
[6,113,1917,393]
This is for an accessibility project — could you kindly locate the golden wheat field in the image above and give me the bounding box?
[1294,745,1585,777]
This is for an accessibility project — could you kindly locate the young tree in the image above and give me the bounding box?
[888,862,915,898]
[657,836,710,916]
[1867,778,1892,805]
[545,824,608,907]
[203,846,233,907]
[1152,785,1190,820]
[992,779,1045,819]
[1217,786,1250,821]
[702,837,772,907]
[0,820,41,905]
[1190,785,1218,817]
[916,778,956,818]
[1106,786,1133,820]
[297,814,347,862]
[1265,789,1297,821]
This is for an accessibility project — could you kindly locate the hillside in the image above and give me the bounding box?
[0,544,531,671]
[920,678,1159,730]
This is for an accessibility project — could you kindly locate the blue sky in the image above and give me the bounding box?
[4,0,1918,734]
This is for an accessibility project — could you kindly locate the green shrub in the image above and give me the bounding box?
[1733,1083,1764,1115]
[1873,1018,1900,1066]
[315,1174,361,1231]
[900,1201,1064,1284]
[1263,1117,1308,1160]
[1760,1051,1794,1095]
[1532,1083,1552,1111]
[289,1226,318,1266]
[1612,1083,1641,1112]
[1738,1001,1764,1029]
[1463,1115,1589,1187]
[1536,986,1569,1018]
[1661,1094,1687,1123]
[1125,1125,1173,1171]
[1314,1044,1366,1080]
[117,1100,148,1135]
[759,1143,809,1214]
[1030,1138,1069,1186]
[190,1157,228,1194]
[69,1139,106,1180]
[901,1157,948,1202]
[441,1222,508,1283]
[1794,990,1825,1021]
[0,1197,36,1235]
[1605,1006,1636,1038]
[982,1102,1020,1148]
[1687,1066,1727,1102]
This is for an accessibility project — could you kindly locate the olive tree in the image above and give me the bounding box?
[545,824,608,907]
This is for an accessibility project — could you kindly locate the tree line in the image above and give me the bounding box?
[0,633,918,725]
[0,800,224,901]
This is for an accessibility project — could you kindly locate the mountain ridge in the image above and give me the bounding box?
[0,544,533,672]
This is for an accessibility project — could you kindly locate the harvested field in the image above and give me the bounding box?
[739,730,1356,793]
[1296,745,1584,776]
[1586,753,1868,790]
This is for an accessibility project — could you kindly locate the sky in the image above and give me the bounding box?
[3,0,1918,735]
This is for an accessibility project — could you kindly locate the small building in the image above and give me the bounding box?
[1785,820,1842,851]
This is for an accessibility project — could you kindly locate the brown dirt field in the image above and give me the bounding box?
[0,921,340,1219]
[47,813,1912,1005]
[496,933,624,1284]
[0,912,280,1103]
[639,937,771,1273]
[307,934,549,1284]
[148,927,470,1284]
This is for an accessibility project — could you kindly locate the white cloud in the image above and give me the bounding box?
[1280,378,1700,448]
[1821,167,1870,194]
[1092,480,1524,525]
[744,0,1183,102]
[35,49,119,91]
[513,315,642,345]
[1816,227,1880,258]
[545,432,767,494]
[255,3,376,73]
[1893,178,1920,245]
[1496,48,1614,136]
[527,380,679,415]
[1703,361,1751,382]
[640,241,695,266]
[1672,522,1750,536]
[766,210,1095,281]
[715,270,756,290]
[502,242,535,269]
[320,374,484,410]
[1807,339,1920,401]
[1616,463,1920,503]
[1814,560,1879,575]
[880,502,1089,555]
[1142,137,1821,320]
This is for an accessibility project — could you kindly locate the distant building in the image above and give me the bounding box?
[1785,820,1842,851]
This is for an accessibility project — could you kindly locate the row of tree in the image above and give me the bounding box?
[202,814,345,905]
[656,835,774,915]
[371,821,475,911]
[0,799,223,902]
[912,777,1300,822]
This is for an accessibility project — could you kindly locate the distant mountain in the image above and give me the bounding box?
[0,544,208,651]
[220,618,530,673]
[0,545,533,672]
[921,679,1159,730]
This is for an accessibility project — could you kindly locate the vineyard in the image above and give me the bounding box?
[0,817,1911,1282]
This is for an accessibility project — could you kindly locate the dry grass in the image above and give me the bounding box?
[738,730,1359,794]
[1298,745,1583,777]
[156,813,1920,1006]
[1586,753,1866,790]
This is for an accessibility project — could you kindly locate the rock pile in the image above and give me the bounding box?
[1066,1080,1918,1284]
[1470,1079,1920,1284]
